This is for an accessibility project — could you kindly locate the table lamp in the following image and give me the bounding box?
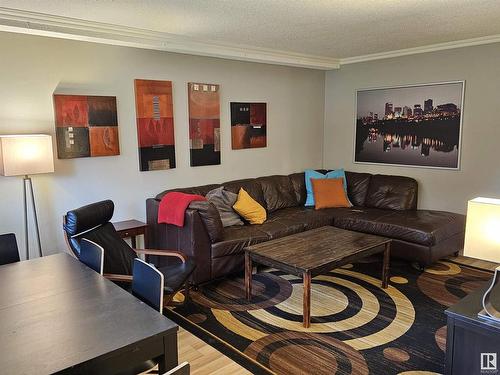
[463,197,500,323]
[0,134,54,260]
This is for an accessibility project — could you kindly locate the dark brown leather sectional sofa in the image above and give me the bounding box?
[146,170,465,285]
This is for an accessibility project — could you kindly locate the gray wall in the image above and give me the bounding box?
[324,43,500,214]
[0,32,325,258]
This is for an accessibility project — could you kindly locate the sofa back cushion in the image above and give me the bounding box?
[224,178,267,210]
[345,171,372,206]
[257,175,298,213]
[288,172,307,205]
[365,174,418,210]
[155,184,220,201]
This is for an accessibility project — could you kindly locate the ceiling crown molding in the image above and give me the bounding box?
[1,7,500,70]
[339,34,500,65]
[0,7,340,70]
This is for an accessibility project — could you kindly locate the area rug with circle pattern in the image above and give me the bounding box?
[166,258,491,375]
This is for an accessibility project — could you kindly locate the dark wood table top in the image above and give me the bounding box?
[112,219,148,232]
[446,281,500,332]
[245,226,391,276]
[0,253,177,375]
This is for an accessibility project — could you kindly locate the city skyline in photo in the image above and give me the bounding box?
[357,82,463,119]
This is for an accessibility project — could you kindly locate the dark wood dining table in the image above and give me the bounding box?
[0,253,179,374]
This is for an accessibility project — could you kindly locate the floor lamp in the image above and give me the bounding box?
[0,135,54,260]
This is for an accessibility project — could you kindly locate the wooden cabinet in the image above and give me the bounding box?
[445,284,500,375]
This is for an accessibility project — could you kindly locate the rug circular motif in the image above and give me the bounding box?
[244,331,369,375]
[434,325,447,352]
[186,313,207,324]
[170,259,494,374]
[383,347,410,362]
[423,261,461,275]
[390,276,409,284]
[417,263,490,306]
[212,268,415,351]
[191,272,293,311]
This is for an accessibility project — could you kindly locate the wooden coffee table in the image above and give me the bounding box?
[244,226,392,328]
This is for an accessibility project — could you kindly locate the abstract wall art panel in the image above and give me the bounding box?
[53,95,120,159]
[188,83,221,166]
[355,81,464,169]
[230,102,267,149]
[134,79,176,171]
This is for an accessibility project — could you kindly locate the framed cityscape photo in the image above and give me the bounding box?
[354,81,465,169]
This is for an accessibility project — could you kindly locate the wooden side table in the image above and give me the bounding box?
[113,220,148,248]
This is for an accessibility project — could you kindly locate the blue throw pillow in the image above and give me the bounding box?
[304,169,350,207]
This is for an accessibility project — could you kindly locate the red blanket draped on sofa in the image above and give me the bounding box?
[158,192,206,227]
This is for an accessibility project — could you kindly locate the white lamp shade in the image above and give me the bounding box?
[0,134,54,176]
[463,197,500,263]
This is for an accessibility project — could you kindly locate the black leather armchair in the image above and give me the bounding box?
[63,200,196,305]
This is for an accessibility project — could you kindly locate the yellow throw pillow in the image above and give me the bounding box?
[233,188,267,224]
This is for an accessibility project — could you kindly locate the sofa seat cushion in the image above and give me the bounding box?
[257,215,305,240]
[211,225,269,258]
[270,207,334,230]
[334,209,465,246]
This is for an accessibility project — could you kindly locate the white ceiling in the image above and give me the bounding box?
[1,0,500,67]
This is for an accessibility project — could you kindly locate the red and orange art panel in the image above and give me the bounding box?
[188,83,221,166]
[53,95,120,159]
[134,79,176,171]
[230,102,267,149]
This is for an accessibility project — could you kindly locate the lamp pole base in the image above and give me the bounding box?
[478,266,500,324]
[23,175,43,260]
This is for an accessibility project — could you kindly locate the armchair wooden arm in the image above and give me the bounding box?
[104,273,133,283]
[133,249,188,263]
[102,249,189,283]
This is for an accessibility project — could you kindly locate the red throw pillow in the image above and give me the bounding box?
[311,178,352,209]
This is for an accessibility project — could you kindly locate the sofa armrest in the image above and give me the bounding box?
[146,198,212,284]
[188,201,224,243]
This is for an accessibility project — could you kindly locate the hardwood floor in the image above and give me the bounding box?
[144,327,250,375]
[178,327,250,375]
[447,255,498,272]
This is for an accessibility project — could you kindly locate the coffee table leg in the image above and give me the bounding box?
[245,252,252,301]
[382,242,391,289]
[303,271,311,328]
